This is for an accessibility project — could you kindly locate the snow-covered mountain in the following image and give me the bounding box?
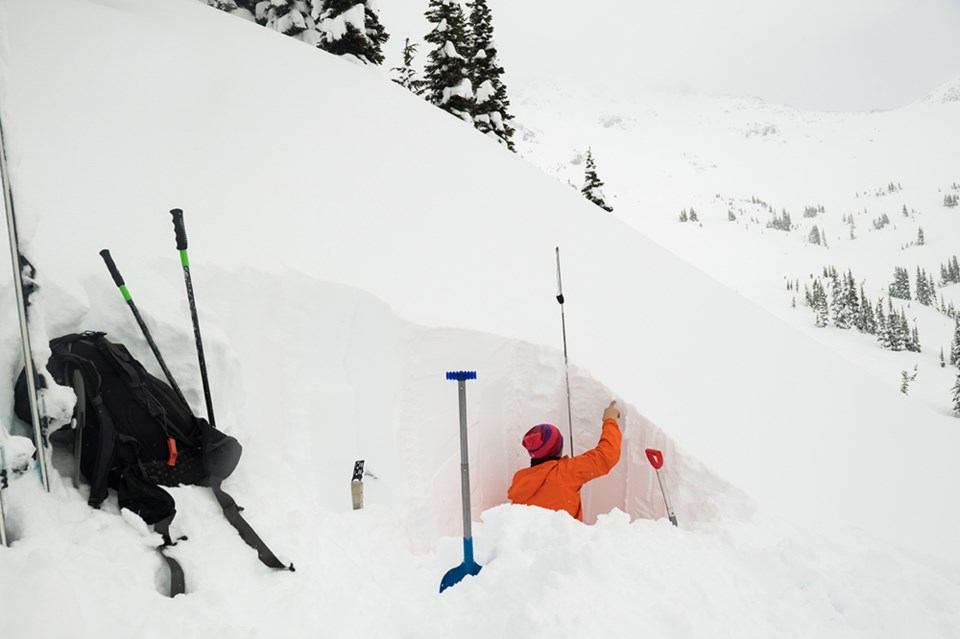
[1,0,959,637]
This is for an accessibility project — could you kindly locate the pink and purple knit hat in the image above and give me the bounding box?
[522,423,564,459]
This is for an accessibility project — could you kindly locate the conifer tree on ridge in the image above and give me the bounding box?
[316,0,389,65]
[468,0,515,150]
[423,0,475,122]
[256,0,315,39]
[953,372,960,416]
[392,38,427,94]
[581,148,614,212]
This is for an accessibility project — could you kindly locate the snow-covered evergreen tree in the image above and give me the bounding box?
[840,270,859,328]
[423,0,474,122]
[908,322,921,353]
[916,267,933,306]
[858,286,876,334]
[889,301,906,351]
[951,317,960,366]
[391,38,426,94]
[316,0,389,65]
[468,0,515,150]
[876,299,891,348]
[953,372,960,416]
[812,279,829,327]
[889,266,911,300]
[256,0,316,40]
[581,148,614,212]
[204,0,239,10]
[901,366,918,394]
[808,225,821,245]
[830,272,854,329]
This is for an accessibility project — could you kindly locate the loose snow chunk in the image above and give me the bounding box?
[322,5,366,41]
[475,79,495,103]
[442,40,461,59]
[474,49,488,60]
[342,4,366,31]
[277,8,307,34]
[442,78,474,103]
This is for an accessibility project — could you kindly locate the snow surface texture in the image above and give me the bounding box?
[1,0,959,637]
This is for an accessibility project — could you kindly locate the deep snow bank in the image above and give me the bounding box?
[0,0,958,565]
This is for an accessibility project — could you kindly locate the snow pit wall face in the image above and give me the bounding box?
[0,263,736,540]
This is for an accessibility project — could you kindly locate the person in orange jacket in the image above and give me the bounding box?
[507,400,622,521]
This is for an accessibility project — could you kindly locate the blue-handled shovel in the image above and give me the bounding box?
[440,371,482,593]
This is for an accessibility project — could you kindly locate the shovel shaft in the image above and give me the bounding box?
[457,379,473,540]
[655,468,678,527]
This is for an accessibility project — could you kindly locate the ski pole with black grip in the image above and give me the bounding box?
[555,247,575,455]
[99,249,189,409]
[170,208,216,428]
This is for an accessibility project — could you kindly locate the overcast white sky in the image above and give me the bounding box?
[383,0,960,111]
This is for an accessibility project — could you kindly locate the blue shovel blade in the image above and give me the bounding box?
[440,560,482,593]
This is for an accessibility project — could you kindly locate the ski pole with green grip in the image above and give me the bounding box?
[170,208,216,428]
[99,249,189,408]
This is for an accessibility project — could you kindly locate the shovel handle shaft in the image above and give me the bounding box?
[655,468,678,527]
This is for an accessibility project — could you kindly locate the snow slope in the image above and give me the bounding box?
[0,0,959,637]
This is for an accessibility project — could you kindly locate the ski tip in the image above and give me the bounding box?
[446,371,477,381]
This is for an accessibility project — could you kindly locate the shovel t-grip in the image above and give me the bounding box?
[645,448,663,470]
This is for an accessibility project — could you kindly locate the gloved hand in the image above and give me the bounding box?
[602,400,620,422]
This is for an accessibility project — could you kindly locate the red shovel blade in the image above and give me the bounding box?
[645,448,664,470]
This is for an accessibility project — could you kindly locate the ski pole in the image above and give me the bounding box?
[555,247,575,455]
[645,448,678,526]
[169,208,216,428]
[99,249,190,408]
[440,371,482,593]
[1,112,50,492]
[0,445,8,546]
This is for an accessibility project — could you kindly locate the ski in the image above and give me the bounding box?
[351,460,364,510]
[1,106,50,491]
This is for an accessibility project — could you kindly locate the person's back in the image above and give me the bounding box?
[507,401,622,521]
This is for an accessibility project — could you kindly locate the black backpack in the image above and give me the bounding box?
[14,331,291,593]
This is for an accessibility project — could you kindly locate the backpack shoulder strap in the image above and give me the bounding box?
[208,476,294,572]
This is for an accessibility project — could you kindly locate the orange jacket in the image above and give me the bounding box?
[507,418,622,521]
